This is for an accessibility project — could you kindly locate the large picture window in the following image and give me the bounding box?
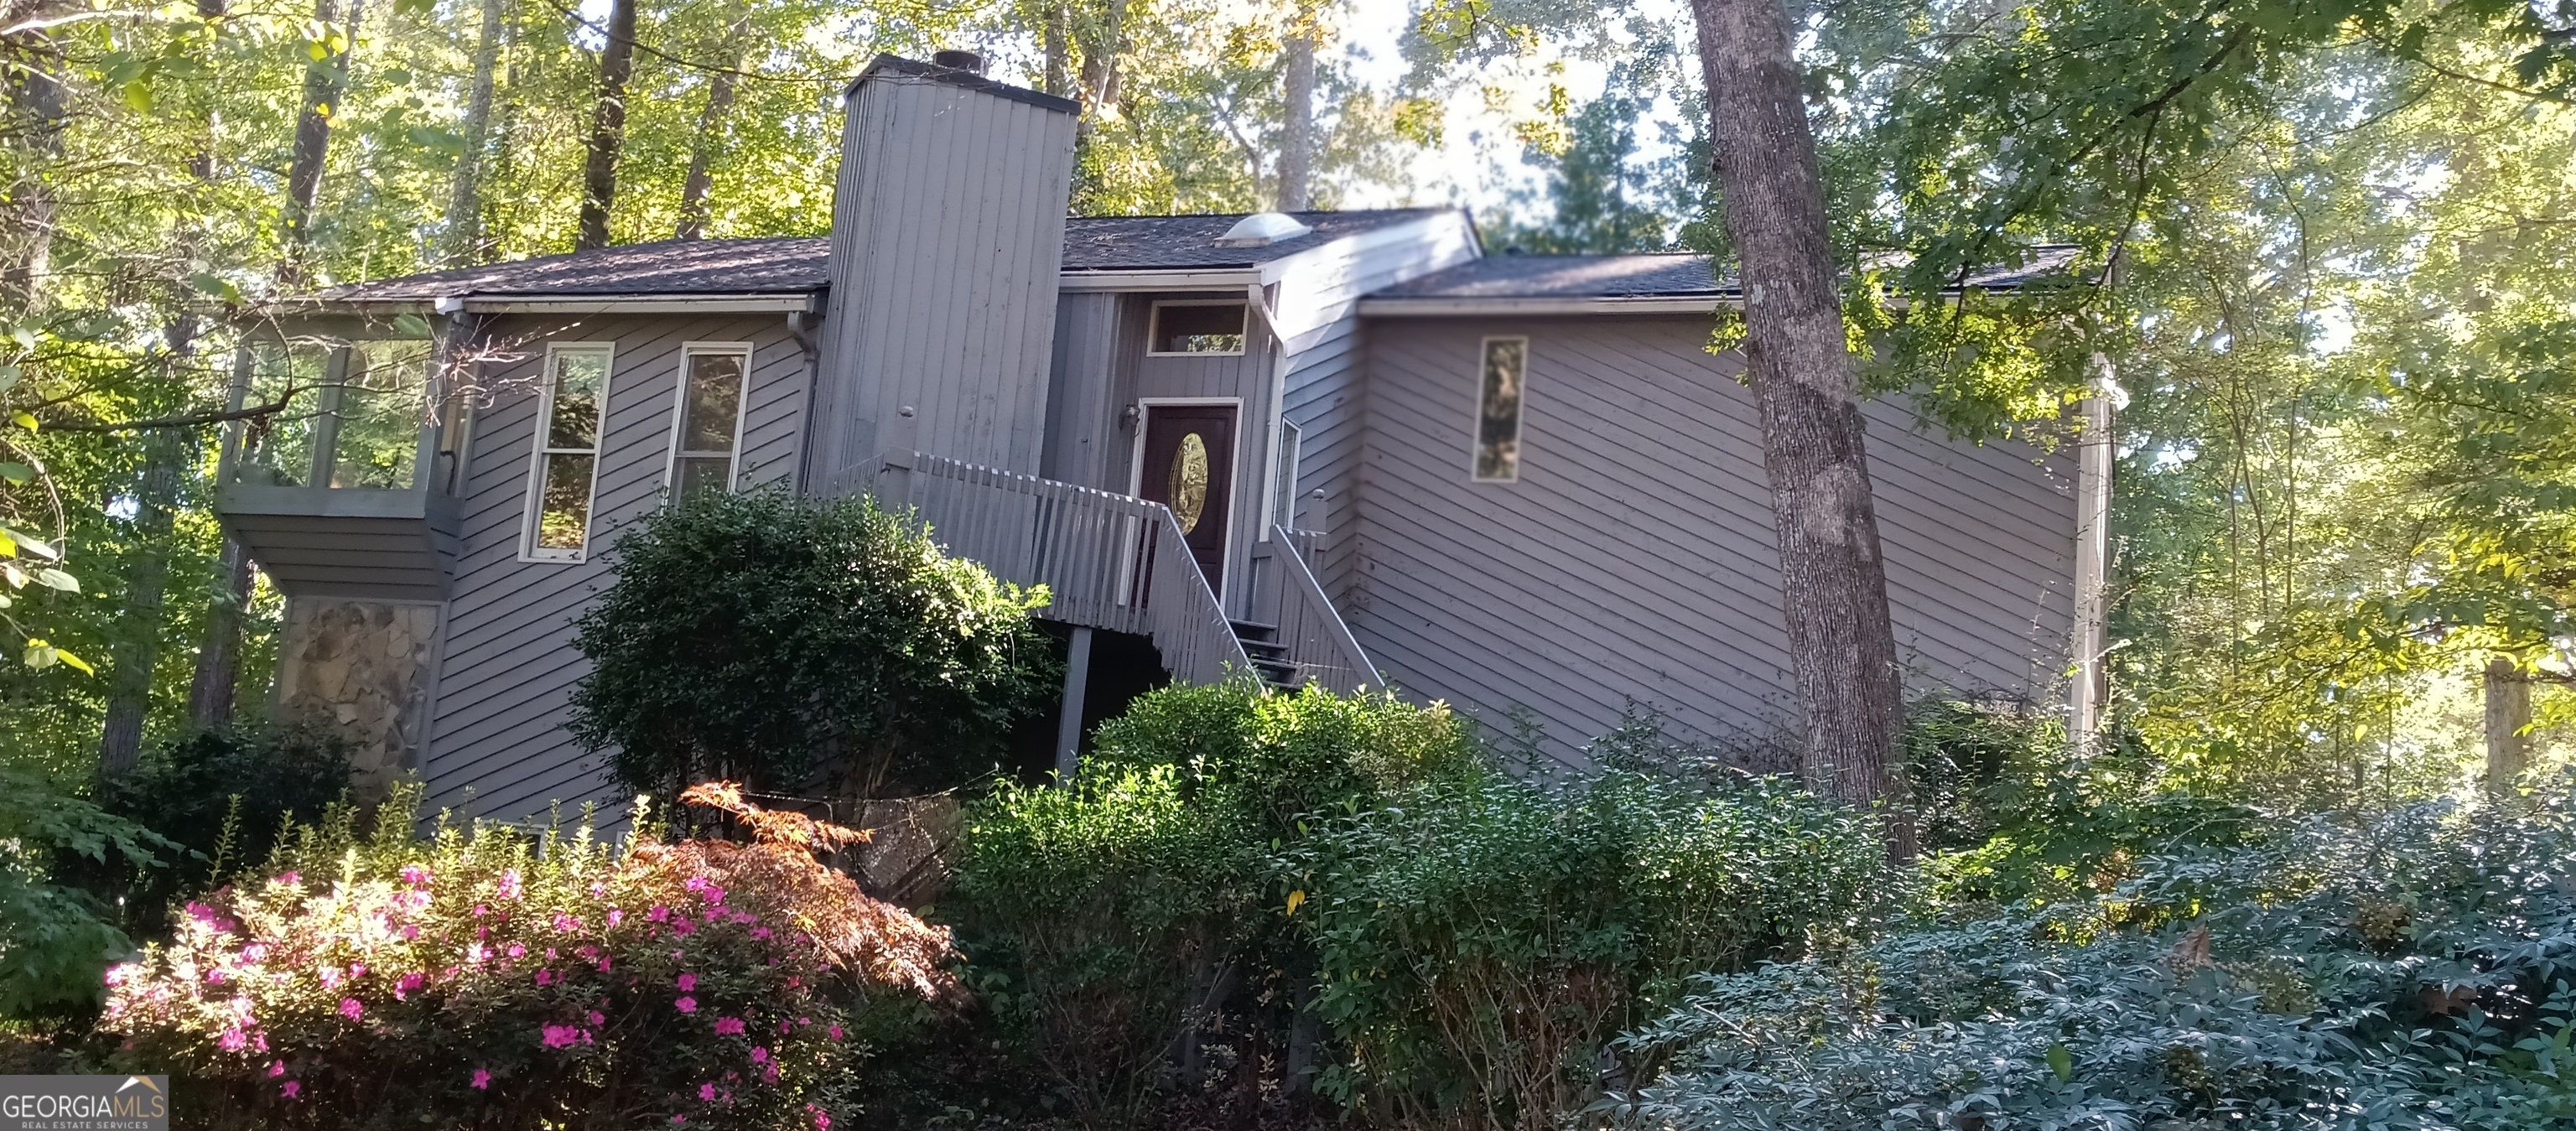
[524,344,611,561]
[1147,300,1249,355]
[667,344,750,499]
[1473,336,1527,482]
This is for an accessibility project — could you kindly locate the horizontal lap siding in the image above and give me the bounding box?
[424,314,807,823]
[1350,315,2075,767]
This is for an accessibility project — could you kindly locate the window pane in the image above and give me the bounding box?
[1272,419,1301,529]
[674,455,731,499]
[536,453,595,551]
[548,350,607,449]
[332,340,431,489]
[236,344,328,487]
[680,352,744,454]
[1153,304,1247,354]
[1475,338,1525,482]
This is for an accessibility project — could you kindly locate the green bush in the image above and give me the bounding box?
[1612,776,2576,1130]
[945,682,1478,1123]
[0,761,174,1020]
[1288,772,1888,1131]
[101,781,959,1130]
[567,489,1056,803]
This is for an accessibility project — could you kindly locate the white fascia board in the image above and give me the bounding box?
[1356,295,1741,318]
[1263,213,1483,344]
[1057,268,1264,292]
[458,293,820,314]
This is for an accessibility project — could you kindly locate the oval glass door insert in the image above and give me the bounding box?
[1169,433,1211,533]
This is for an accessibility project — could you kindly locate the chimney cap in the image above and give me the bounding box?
[1215,212,1315,248]
[930,49,987,75]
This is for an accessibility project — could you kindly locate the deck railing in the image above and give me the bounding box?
[890,453,1252,686]
[1258,525,1377,694]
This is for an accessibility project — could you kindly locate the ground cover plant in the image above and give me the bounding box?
[96,781,957,1130]
[1609,775,2576,1131]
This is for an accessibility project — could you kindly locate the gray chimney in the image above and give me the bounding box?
[809,55,1079,490]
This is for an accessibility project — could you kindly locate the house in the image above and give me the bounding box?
[217,54,2104,822]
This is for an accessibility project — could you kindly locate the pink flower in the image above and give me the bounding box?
[677,973,697,992]
[607,909,626,927]
[498,869,523,900]
[828,1025,844,1041]
[272,871,300,887]
[589,882,608,898]
[267,1061,286,1078]
[218,1028,247,1052]
[241,943,269,963]
[507,943,527,959]
[685,876,709,894]
[700,1082,719,1101]
[205,969,228,985]
[779,1019,792,1034]
[184,901,217,924]
[401,864,432,886]
[808,1102,832,1129]
[597,956,614,973]
[762,1063,780,1084]
[471,1067,491,1090]
[349,962,367,978]
[751,926,772,940]
[339,998,364,1021]
[319,967,342,989]
[675,996,699,1014]
[541,1024,589,1049]
[552,912,581,934]
[671,1118,687,1126]
[588,1010,606,1026]
[402,924,420,940]
[396,972,425,999]
[714,1017,745,1035]
[536,969,554,987]
[750,1046,770,1065]
[647,905,670,923]
[281,1080,300,1099]
[673,918,697,936]
[466,944,490,963]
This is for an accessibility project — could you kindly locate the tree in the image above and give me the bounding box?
[1273,0,1317,210]
[1689,0,1907,828]
[576,0,641,251]
[567,490,1057,804]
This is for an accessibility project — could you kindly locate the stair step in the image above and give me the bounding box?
[1250,657,1301,687]
[1229,619,1280,642]
[1240,640,1290,661]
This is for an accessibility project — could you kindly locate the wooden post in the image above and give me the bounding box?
[1056,626,1093,784]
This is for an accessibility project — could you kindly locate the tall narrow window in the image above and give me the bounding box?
[525,344,610,561]
[1271,418,1302,530]
[1474,336,1527,482]
[667,345,749,499]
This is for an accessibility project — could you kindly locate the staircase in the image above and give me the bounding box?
[1232,620,1300,689]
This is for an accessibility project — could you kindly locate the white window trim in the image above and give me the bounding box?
[1472,335,1529,485]
[520,341,615,563]
[1127,396,1247,602]
[1145,298,1251,357]
[662,340,756,495]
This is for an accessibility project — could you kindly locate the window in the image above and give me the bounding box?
[1148,301,1248,355]
[524,344,611,561]
[1271,418,1302,530]
[1473,336,1527,482]
[667,345,750,499]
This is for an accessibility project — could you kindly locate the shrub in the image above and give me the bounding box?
[0,761,174,1020]
[946,682,1479,1123]
[568,489,1057,802]
[1611,776,2576,1130]
[101,781,958,1129]
[1288,772,1887,1131]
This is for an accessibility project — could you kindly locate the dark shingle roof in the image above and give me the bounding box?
[854,54,1079,115]
[318,209,1461,304]
[1060,209,1453,272]
[1369,245,2085,301]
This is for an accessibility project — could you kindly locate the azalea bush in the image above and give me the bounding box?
[101,781,957,1130]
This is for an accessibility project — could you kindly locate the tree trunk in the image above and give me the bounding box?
[1042,2,1069,98]
[0,2,70,313]
[2484,656,2530,796]
[1077,0,1128,115]
[444,0,502,264]
[1274,1,1316,212]
[577,0,641,252]
[187,536,253,728]
[280,0,363,286]
[674,11,748,241]
[1690,0,1906,844]
[100,428,188,777]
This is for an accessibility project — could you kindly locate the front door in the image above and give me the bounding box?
[1138,404,1237,596]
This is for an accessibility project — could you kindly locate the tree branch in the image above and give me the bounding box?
[40,392,302,433]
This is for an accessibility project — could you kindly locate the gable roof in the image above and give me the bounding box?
[1359,245,2084,315]
[312,209,1462,309]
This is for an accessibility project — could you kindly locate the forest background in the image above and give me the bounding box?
[3,0,2575,822]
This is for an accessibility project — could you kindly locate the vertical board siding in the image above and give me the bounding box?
[423,313,808,823]
[813,75,1078,489]
[1349,315,2077,767]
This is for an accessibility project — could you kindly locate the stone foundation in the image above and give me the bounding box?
[274,598,440,799]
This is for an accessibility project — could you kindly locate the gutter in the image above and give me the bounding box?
[444,293,821,314]
[1357,295,1740,318]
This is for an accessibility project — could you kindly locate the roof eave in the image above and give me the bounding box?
[1357,294,1740,317]
[307,292,823,314]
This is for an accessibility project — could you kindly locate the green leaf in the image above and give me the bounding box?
[55,647,93,676]
[11,412,36,432]
[188,272,240,302]
[33,568,76,593]
[23,641,56,669]
[393,313,432,337]
[122,79,153,114]
[0,462,29,484]
[0,364,18,392]
[2046,1041,2074,1082]
[406,125,465,155]
[1,527,59,559]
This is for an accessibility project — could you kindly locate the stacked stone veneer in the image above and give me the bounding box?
[274,598,439,798]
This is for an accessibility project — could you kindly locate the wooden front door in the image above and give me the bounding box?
[1138,404,1236,595]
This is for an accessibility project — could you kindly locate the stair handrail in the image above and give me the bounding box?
[894,452,1253,687]
[1265,522,1379,694]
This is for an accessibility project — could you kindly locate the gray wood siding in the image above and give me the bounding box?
[1350,315,2075,767]
[422,314,808,822]
[811,75,1078,488]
